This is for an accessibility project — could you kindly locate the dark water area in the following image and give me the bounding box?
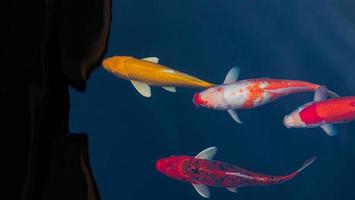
[70,0,355,199]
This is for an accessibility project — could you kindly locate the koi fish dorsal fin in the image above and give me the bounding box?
[162,87,176,93]
[223,67,240,84]
[195,147,217,160]
[314,86,328,102]
[130,80,151,97]
[321,124,338,136]
[192,183,210,198]
[142,57,159,63]
[226,187,238,193]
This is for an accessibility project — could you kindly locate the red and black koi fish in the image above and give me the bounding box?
[156,147,316,198]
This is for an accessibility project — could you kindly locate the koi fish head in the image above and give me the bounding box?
[283,112,305,128]
[193,86,225,109]
[156,156,191,182]
[283,104,310,128]
[102,56,132,78]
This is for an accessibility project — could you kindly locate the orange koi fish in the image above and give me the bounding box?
[102,56,215,97]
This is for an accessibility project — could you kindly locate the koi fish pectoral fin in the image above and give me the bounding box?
[130,80,151,97]
[320,124,338,136]
[226,187,238,193]
[314,86,328,102]
[315,86,340,99]
[313,87,339,136]
[162,87,176,93]
[192,183,210,198]
[141,57,159,63]
[327,90,340,98]
[195,147,217,160]
[227,109,243,124]
[223,67,240,84]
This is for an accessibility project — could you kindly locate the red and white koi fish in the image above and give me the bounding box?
[193,67,338,124]
[284,86,355,136]
[156,147,316,198]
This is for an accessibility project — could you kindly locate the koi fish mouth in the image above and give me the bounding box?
[193,93,206,107]
[155,157,181,178]
[156,159,164,173]
[102,57,114,69]
[283,115,292,128]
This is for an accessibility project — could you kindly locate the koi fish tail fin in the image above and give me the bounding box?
[278,156,317,183]
[266,157,317,185]
[297,157,317,173]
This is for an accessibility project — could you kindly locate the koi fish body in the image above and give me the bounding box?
[193,67,338,124]
[156,147,316,198]
[102,56,215,97]
[284,86,355,136]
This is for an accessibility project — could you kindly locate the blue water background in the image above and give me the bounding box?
[70,0,355,199]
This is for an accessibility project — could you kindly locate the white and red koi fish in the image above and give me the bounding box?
[156,147,316,198]
[193,67,338,124]
[284,86,355,136]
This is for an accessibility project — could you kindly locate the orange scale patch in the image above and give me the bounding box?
[243,83,264,108]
